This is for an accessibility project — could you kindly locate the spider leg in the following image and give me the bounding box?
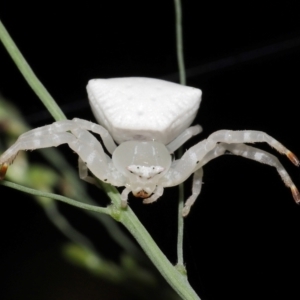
[0,119,116,166]
[72,118,117,154]
[0,129,75,179]
[121,187,131,208]
[180,144,226,216]
[69,128,124,186]
[166,125,202,153]
[198,142,298,189]
[182,168,203,217]
[168,130,299,185]
[0,126,76,166]
[204,130,299,166]
[78,157,98,185]
[182,142,300,216]
[0,121,124,186]
[219,143,299,202]
[163,130,300,214]
[143,185,164,204]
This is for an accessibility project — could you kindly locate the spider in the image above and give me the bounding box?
[0,77,299,216]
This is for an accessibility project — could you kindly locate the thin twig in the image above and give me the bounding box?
[0,20,66,121]
[174,0,186,269]
[1,180,110,214]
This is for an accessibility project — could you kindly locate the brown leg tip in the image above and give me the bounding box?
[287,151,300,166]
[0,163,8,180]
[291,186,300,204]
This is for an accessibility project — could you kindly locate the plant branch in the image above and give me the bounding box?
[174,0,186,269]
[174,0,186,85]
[0,20,66,121]
[0,180,110,215]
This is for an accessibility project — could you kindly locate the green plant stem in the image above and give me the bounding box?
[176,149,185,268]
[0,20,66,121]
[1,180,110,215]
[174,0,186,269]
[43,201,99,253]
[97,182,200,300]
[174,0,186,86]
[121,208,199,300]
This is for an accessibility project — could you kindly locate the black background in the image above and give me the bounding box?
[1,1,300,300]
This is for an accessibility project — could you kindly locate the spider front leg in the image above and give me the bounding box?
[163,130,300,216]
[205,130,300,166]
[166,125,202,153]
[183,130,299,182]
[220,143,299,202]
[142,185,164,204]
[72,118,117,154]
[120,186,165,208]
[198,142,299,198]
[0,120,124,187]
[0,120,78,179]
[68,128,124,186]
[78,157,98,185]
[121,188,131,208]
[0,119,111,165]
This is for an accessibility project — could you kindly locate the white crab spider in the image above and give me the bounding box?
[0,77,299,216]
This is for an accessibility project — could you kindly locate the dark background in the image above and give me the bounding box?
[1,1,300,299]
